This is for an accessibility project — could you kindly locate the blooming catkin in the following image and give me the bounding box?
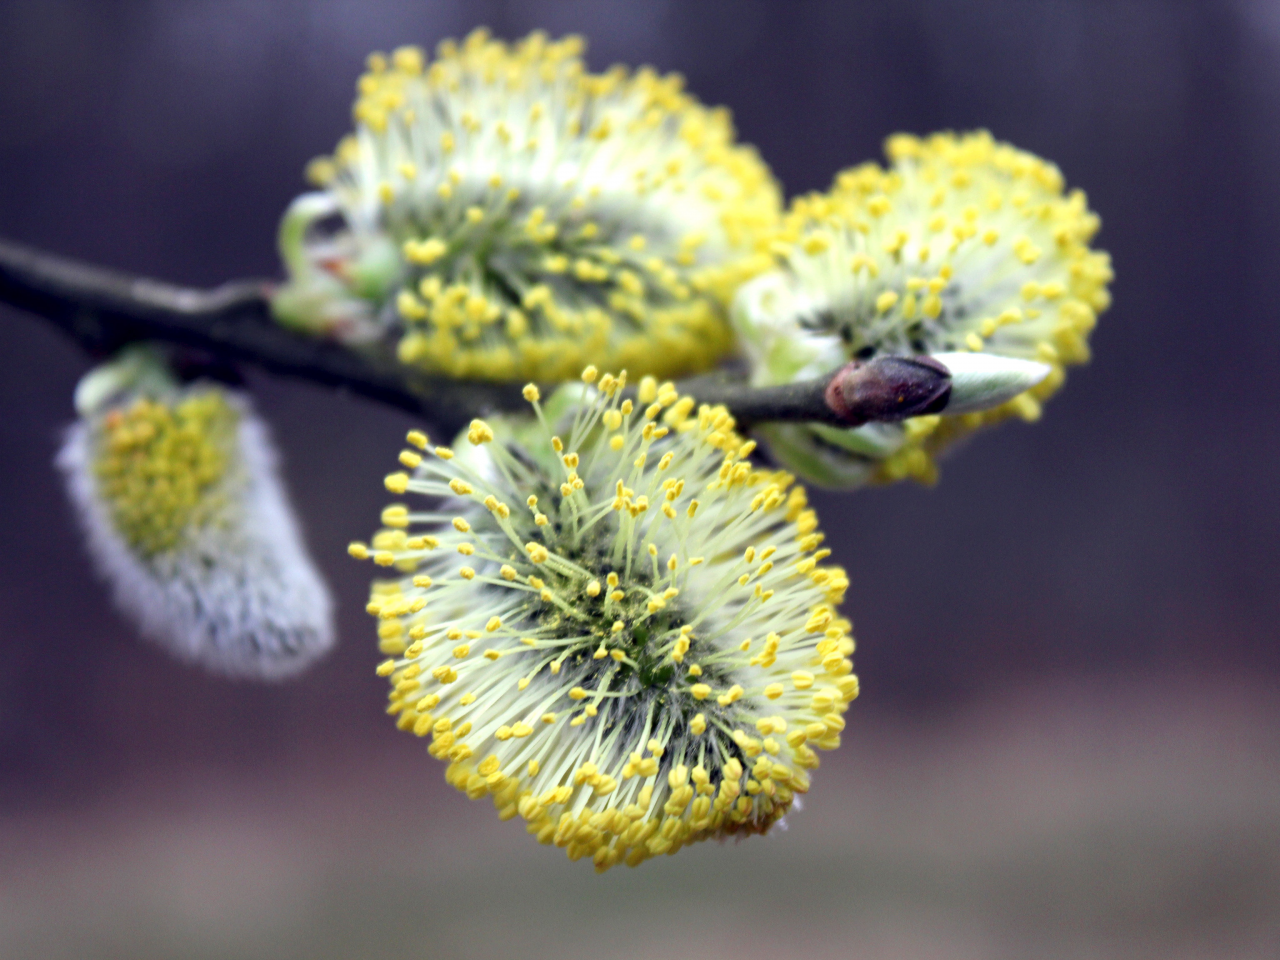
[351,368,856,871]
[733,130,1113,488]
[59,385,334,679]
[276,28,780,382]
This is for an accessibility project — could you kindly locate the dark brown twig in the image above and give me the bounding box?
[0,238,948,434]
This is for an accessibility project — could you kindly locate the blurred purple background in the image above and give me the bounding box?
[1,2,1277,957]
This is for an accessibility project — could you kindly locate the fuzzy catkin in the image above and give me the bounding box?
[58,390,334,679]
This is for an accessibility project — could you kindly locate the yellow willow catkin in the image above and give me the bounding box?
[351,368,857,871]
[733,130,1112,488]
[277,28,781,382]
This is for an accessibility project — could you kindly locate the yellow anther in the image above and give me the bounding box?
[381,505,409,528]
[875,290,900,313]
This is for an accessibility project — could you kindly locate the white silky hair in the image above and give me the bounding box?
[57,393,335,679]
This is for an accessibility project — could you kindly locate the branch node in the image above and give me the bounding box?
[824,355,952,426]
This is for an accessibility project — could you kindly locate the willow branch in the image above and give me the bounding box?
[0,238,949,433]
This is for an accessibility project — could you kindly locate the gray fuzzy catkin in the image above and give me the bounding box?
[57,392,334,679]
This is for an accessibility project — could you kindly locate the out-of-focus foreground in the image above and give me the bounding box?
[2,680,1276,960]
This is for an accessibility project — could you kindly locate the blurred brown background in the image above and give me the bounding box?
[1,1,1277,957]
